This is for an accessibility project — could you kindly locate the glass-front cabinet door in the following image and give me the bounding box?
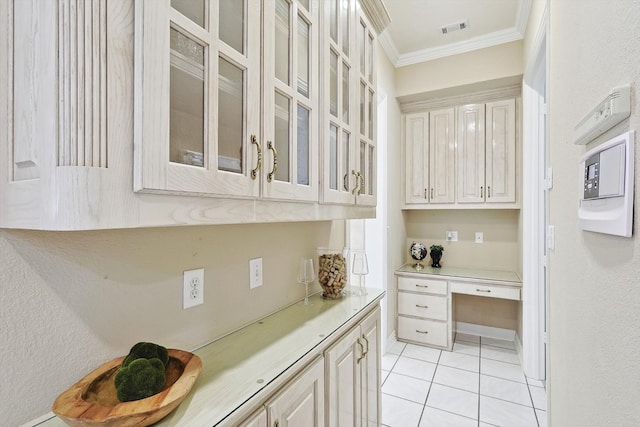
[262,0,319,201]
[321,0,357,204]
[354,8,376,206]
[321,0,376,206]
[135,0,261,198]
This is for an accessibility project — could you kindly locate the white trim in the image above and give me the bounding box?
[521,2,549,382]
[455,321,516,342]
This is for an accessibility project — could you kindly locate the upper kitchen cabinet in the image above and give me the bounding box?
[0,0,387,230]
[320,0,385,206]
[402,87,520,210]
[135,0,261,198]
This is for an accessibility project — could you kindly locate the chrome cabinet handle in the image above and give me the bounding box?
[416,330,429,334]
[476,289,491,293]
[488,186,491,198]
[416,304,429,308]
[250,135,262,180]
[415,284,429,288]
[267,141,278,182]
[431,188,434,198]
[480,186,484,198]
[424,188,427,199]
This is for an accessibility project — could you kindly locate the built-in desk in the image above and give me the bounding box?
[395,264,522,350]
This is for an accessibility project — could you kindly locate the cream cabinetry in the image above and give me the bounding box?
[402,92,519,209]
[396,276,450,349]
[266,357,325,426]
[0,0,389,230]
[321,0,378,206]
[325,306,380,426]
[396,266,522,351]
[457,99,516,204]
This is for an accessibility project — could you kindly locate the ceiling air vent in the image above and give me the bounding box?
[440,19,469,35]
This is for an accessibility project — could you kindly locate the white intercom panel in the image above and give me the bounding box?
[578,131,634,237]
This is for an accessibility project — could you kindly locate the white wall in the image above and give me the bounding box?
[545,1,640,424]
[0,222,342,425]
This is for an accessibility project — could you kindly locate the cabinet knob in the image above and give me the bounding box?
[250,135,262,180]
[267,141,278,182]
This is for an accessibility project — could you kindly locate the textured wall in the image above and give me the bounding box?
[547,1,640,424]
[0,221,340,425]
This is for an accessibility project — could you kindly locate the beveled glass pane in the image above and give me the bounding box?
[218,57,244,173]
[172,0,205,28]
[360,81,365,135]
[299,0,309,12]
[274,91,291,182]
[170,29,205,166]
[368,145,374,195]
[330,0,338,42]
[330,50,338,117]
[275,0,290,84]
[219,0,244,53]
[368,33,374,82]
[297,15,310,97]
[342,61,349,123]
[342,131,350,191]
[368,89,374,138]
[297,104,310,185]
[359,21,365,72]
[341,0,349,55]
[329,125,338,190]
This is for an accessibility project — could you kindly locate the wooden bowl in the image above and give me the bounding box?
[52,349,202,427]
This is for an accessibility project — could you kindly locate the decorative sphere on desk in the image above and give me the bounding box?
[410,242,428,271]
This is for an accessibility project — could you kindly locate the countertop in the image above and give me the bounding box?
[40,288,385,427]
[396,264,522,284]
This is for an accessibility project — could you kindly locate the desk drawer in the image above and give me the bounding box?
[398,316,448,347]
[450,281,521,301]
[397,277,447,295]
[398,292,447,321]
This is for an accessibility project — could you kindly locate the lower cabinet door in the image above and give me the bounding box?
[266,357,325,426]
[325,326,362,427]
[398,316,448,347]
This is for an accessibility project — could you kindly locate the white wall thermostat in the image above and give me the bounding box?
[578,131,634,237]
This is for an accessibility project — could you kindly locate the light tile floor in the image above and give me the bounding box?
[382,333,547,427]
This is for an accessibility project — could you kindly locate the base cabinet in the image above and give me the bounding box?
[325,307,381,427]
[266,357,325,427]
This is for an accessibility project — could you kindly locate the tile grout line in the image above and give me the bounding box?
[416,349,442,427]
[477,336,482,427]
[525,376,542,427]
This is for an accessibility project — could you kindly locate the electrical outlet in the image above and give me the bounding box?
[249,258,263,289]
[183,268,204,309]
[475,232,484,243]
[446,231,458,242]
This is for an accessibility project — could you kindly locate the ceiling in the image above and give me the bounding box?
[379,0,531,67]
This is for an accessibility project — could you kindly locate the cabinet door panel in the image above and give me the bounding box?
[485,99,516,203]
[325,327,360,427]
[267,357,325,427]
[429,108,455,203]
[456,104,485,203]
[360,307,381,427]
[135,0,261,198]
[404,112,429,204]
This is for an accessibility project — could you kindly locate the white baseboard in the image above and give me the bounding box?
[385,329,397,355]
[455,321,516,341]
[515,331,525,367]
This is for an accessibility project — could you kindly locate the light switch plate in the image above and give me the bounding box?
[446,231,458,242]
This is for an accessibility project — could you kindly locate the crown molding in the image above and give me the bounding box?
[378,31,399,65]
[359,0,392,34]
[396,27,524,67]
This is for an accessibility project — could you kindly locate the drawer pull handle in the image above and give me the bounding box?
[416,330,429,334]
[476,289,491,293]
[356,338,365,364]
[415,284,429,288]
[416,304,429,308]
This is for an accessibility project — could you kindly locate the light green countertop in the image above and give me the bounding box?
[40,288,385,427]
[396,264,522,284]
